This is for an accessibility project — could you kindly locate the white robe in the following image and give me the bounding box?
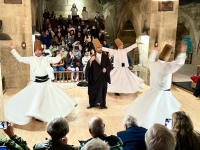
[4,49,77,125]
[102,44,143,93]
[124,50,186,129]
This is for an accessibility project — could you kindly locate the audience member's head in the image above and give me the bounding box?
[145,123,175,150]
[81,138,110,150]
[46,116,69,141]
[123,115,137,130]
[88,116,105,137]
[172,111,200,150]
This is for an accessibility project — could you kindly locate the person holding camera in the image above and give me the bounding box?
[0,123,30,150]
[102,38,143,96]
[66,51,80,82]
[70,4,78,21]
[171,111,200,150]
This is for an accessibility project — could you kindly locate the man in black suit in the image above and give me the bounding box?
[117,115,147,150]
[86,38,111,109]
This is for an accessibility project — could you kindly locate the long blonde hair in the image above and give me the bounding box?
[172,111,199,150]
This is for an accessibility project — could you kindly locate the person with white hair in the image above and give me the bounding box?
[81,138,110,150]
[33,116,75,150]
[145,123,176,150]
[78,116,123,150]
[117,115,147,150]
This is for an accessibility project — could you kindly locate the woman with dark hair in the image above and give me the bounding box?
[171,111,200,150]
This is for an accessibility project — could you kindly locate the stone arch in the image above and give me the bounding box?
[178,9,198,54]
[116,4,140,37]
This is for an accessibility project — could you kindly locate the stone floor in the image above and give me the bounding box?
[2,64,200,148]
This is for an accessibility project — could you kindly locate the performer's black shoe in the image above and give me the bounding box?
[87,105,94,109]
[100,106,108,109]
[115,93,120,96]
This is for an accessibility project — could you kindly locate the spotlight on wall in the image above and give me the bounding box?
[21,41,26,49]
[0,20,12,40]
[154,35,158,47]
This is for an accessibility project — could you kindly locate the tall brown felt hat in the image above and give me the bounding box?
[115,38,123,48]
[92,38,102,49]
[34,39,42,51]
[159,44,173,61]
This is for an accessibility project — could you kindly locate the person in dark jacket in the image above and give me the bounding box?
[117,115,147,150]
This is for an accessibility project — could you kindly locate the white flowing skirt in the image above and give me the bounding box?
[4,80,77,125]
[124,88,181,129]
[108,67,144,93]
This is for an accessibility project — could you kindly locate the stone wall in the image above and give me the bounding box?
[0,0,46,89]
[178,3,200,65]
[46,0,103,19]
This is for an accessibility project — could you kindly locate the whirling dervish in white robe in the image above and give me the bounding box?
[102,38,144,94]
[125,43,187,129]
[4,40,77,125]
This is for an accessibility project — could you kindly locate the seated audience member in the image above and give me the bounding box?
[171,111,200,150]
[33,116,75,150]
[89,49,95,56]
[82,51,91,79]
[102,40,109,48]
[67,23,75,34]
[60,47,68,58]
[0,123,30,150]
[145,123,175,150]
[52,51,66,82]
[42,44,52,57]
[58,40,69,52]
[82,39,92,55]
[39,30,51,47]
[46,27,55,39]
[81,138,110,150]
[54,32,64,46]
[78,116,123,150]
[49,41,58,56]
[117,115,147,150]
[73,41,82,52]
[127,55,133,69]
[66,51,79,82]
[72,46,81,60]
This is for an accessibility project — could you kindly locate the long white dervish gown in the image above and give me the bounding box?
[124,50,186,129]
[102,44,143,93]
[4,49,77,125]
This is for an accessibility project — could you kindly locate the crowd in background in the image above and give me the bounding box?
[39,5,106,81]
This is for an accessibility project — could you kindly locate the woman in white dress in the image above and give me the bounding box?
[125,43,187,129]
[4,40,77,125]
[102,38,143,95]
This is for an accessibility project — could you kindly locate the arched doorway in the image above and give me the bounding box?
[118,20,139,65]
